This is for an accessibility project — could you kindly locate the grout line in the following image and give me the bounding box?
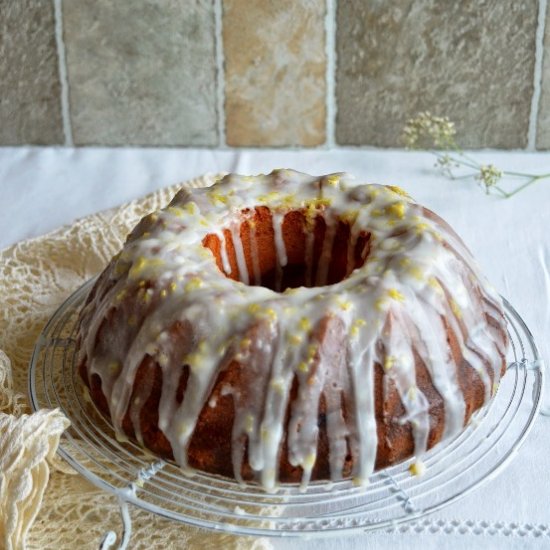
[528,0,547,150]
[214,0,226,147]
[53,0,73,147]
[325,0,337,147]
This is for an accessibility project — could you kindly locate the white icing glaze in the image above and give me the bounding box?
[77,170,509,492]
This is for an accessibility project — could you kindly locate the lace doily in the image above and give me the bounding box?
[0,175,272,549]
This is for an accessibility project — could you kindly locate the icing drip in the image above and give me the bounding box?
[218,231,232,275]
[272,211,287,292]
[380,311,431,464]
[230,224,249,285]
[77,169,509,492]
[249,221,262,285]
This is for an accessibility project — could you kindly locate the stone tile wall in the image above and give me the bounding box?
[1,0,549,149]
[63,0,218,146]
[0,1,63,144]
[224,0,326,147]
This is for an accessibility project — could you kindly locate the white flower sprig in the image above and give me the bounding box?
[403,112,550,198]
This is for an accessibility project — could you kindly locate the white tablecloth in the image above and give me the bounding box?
[1,146,549,549]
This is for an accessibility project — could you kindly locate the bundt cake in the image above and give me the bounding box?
[76,169,509,491]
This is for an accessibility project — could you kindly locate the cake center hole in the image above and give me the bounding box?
[202,207,371,292]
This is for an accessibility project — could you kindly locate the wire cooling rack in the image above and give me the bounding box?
[29,278,544,549]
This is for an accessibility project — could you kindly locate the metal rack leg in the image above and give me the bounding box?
[97,461,165,549]
[99,495,132,550]
[532,359,550,416]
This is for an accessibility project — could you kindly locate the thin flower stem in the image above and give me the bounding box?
[502,170,544,179]
[493,186,510,198]
[450,173,478,180]
[455,150,481,168]
[506,177,540,198]
[456,159,481,171]
[432,151,480,171]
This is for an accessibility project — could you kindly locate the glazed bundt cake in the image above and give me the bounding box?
[76,170,509,491]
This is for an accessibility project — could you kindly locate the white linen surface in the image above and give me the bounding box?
[1,146,549,549]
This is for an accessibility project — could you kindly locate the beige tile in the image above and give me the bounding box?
[0,0,63,145]
[64,0,217,146]
[336,0,538,148]
[224,0,326,147]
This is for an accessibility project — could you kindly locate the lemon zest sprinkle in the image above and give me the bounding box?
[387,185,410,198]
[289,334,303,345]
[350,318,367,337]
[245,414,254,434]
[128,256,165,279]
[387,202,406,219]
[415,222,429,234]
[207,190,229,205]
[184,202,198,215]
[248,303,261,314]
[177,422,192,438]
[341,209,359,224]
[265,308,277,321]
[184,277,203,292]
[166,206,185,218]
[108,361,120,374]
[240,338,252,349]
[388,288,405,301]
[270,377,285,394]
[297,361,309,373]
[450,299,463,319]
[408,461,426,477]
[307,344,317,359]
[408,265,424,280]
[281,194,296,207]
[303,453,316,469]
[338,299,353,311]
[384,356,395,371]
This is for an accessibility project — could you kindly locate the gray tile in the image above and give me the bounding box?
[64,0,217,146]
[0,0,63,145]
[536,3,550,149]
[336,0,538,149]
